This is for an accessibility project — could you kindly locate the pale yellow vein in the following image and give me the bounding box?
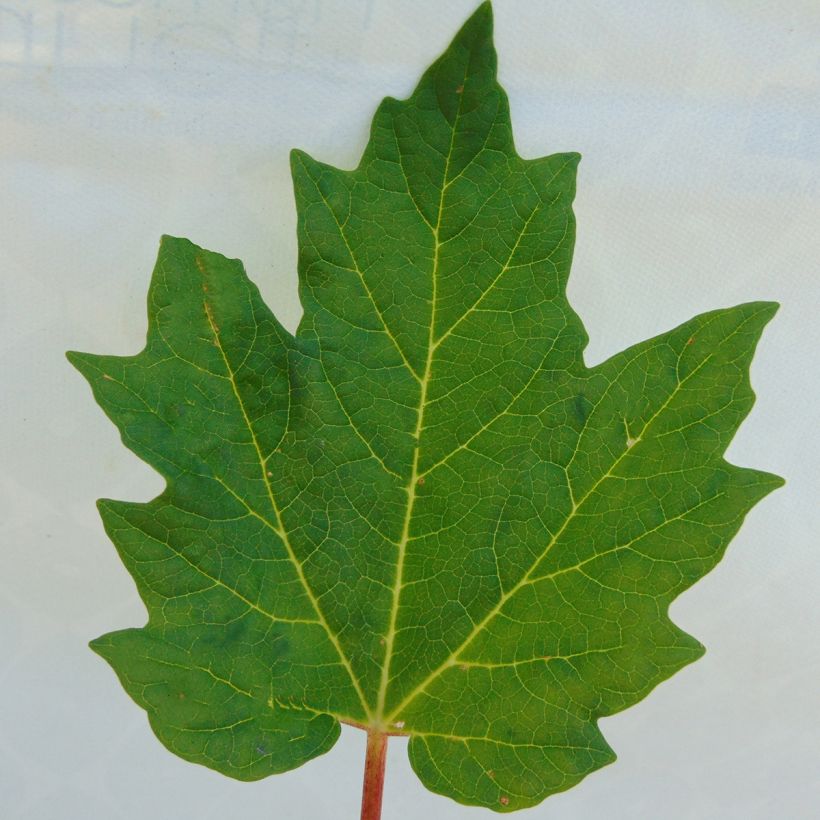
[197,264,372,721]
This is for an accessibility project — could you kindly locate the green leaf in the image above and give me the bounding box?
[70,2,782,812]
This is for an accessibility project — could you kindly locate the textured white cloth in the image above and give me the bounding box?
[1,1,817,817]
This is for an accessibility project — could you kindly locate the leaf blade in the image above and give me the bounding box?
[73,1,782,811]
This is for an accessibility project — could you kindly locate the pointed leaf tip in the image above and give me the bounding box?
[451,1,494,50]
[469,1,493,26]
[758,300,780,321]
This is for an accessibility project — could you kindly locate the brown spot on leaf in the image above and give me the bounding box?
[499,795,509,806]
[456,84,464,94]
[417,476,425,486]
[687,336,695,345]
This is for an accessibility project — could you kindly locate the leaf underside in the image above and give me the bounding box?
[70,2,782,812]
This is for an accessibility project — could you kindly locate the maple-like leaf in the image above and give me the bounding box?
[69,3,782,813]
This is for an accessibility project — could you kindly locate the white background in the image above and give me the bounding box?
[1,1,818,818]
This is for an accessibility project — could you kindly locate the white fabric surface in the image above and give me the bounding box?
[1,1,818,818]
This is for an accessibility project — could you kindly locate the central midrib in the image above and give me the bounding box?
[374,75,469,726]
